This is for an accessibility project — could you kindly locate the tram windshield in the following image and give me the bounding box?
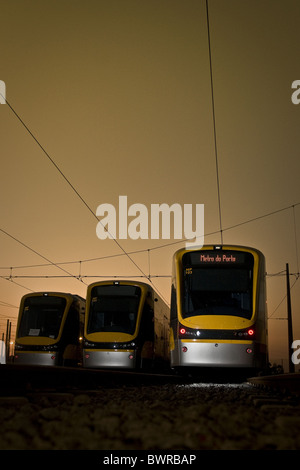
[17,295,67,339]
[182,251,254,319]
[87,284,141,335]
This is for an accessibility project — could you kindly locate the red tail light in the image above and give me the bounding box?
[180,328,186,335]
[247,329,254,336]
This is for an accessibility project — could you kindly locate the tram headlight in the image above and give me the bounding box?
[83,340,95,347]
[235,327,255,339]
[116,342,137,349]
[179,324,201,339]
[43,344,58,351]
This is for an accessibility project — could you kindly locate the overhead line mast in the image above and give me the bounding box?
[206,0,223,244]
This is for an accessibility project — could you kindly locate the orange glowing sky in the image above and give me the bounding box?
[1,0,300,369]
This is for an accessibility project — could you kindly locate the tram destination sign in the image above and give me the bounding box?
[186,251,247,265]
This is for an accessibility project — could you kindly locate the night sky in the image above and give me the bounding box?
[1,0,300,368]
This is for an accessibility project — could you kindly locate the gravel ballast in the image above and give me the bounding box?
[0,382,300,450]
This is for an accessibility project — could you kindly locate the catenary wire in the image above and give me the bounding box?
[0,202,299,271]
[268,276,299,319]
[1,97,149,278]
[0,228,88,286]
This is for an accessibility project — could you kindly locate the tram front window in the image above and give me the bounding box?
[87,285,141,335]
[18,296,67,339]
[183,266,253,320]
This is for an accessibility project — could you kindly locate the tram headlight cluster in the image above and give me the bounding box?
[83,339,136,349]
[234,328,255,339]
[178,324,255,340]
[179,325,201,339]
[41,344,58,351]
[117,342,136,349]
[14,343,58,351]
[83,339,95,347]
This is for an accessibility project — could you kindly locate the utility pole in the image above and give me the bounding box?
[286,263,295,373]
[5,319,9,360]
[5,319,12,362]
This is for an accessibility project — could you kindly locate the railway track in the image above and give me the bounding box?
[1,363,300,396]
[1,365,300,450]
[0,363,185,395]
[247,372,300,396]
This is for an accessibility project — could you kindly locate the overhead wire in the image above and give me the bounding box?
[268,276,299,320]
[0,300,18,309]
[0,227,88,286]
[1,201,299,273]
[0,274,171,279]
[1,12,299,351]
[2,97,148,278]
[1,9,300,307]
[0,94,168,303]
[0,275,34,293]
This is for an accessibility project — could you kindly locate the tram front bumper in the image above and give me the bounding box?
[83,349,136,369]
[171,340,256,368]
[14,351,60,366]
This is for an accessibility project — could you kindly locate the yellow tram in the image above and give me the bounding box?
[170,245,268,373]
[83,280,170,370]
[14,292,85,367]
